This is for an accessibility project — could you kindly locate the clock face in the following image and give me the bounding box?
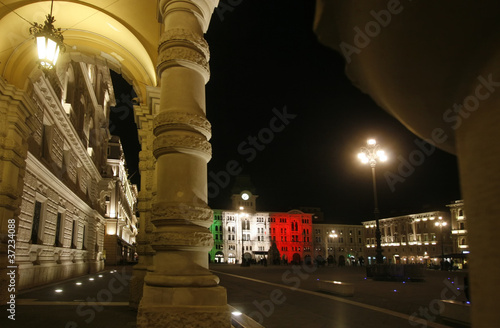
[241,193,249,200]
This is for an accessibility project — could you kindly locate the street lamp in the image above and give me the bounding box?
[435,218,447,269]
[29,1,65,71]
[358,138,388,264]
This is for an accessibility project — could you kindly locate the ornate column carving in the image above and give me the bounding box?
[0,79,35,304]
[137,1,229,326]
[130,88,158,309]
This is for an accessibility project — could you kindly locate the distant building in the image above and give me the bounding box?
[209,184,346,265]
[101,136,138,265]
[313,224,365,265]
[362,211,452,266]
[209,189,274,264]
[447,200,469,268]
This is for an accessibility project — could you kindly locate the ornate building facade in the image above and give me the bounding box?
[6,56,121,291]
[102,136,138,265]
[362,211,452,265]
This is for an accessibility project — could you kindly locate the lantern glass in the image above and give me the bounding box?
[35,34,61,69]
[36,36,46,61]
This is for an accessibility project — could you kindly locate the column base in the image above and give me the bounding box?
[137,286,230,328]
[130,265,148,310]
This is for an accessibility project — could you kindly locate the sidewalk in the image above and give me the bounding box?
[1,266,136,328]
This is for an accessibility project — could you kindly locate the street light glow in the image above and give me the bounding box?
[358,138,388,166]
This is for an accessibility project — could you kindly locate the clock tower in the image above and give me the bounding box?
[230,175,258,212]
[231,190,258,212]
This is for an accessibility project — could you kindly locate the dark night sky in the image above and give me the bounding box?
[110,0,462,225]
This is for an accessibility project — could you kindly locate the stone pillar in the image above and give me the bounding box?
[456,77,500,327]
[137,0,230,327]
[130,93,157,309]
[0,79,35,304]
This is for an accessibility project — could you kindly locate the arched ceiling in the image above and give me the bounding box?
[0,0,160,102]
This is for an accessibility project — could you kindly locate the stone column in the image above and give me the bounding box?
[456,75,500,327]
[0,79,35,304]
[130,93,157,309]
[137,0,230,327]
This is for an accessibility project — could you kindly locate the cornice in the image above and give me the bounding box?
[26,152,103,219]
[30,72,102,181]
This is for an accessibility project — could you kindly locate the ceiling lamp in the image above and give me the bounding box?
[29,1,65,71]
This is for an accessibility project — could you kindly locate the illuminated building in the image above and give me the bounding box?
[210,190,272,264]
[102,136,138,265]
[208,186,316,265]
[362,211,452,266]
[269,210,313,264]
[313,224,365,265]
[12,59,118,290]
[447,200,469,268]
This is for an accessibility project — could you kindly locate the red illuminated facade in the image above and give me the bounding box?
[269,210,313,264]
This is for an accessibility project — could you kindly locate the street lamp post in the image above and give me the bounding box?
[435,218,447,270]
[358,139,388,264]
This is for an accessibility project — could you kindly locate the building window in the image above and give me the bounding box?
[71,220,77,249]
[31,201,44,244]
[54,212,63,247]
[82,225,87,250]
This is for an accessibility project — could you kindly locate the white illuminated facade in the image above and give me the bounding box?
[101,136,138,265]
[210,190,271,264]
[362,211,452,265]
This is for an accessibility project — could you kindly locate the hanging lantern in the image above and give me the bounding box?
[30,13,65,71]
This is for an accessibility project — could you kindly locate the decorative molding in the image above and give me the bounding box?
[151,202,213,223]
[157,47,209,77]
[31,76,102,182]
[158,28,209,59]
[153,134,211,159]
[154,111,211,139]
[152,230,213,249]
[156,28,210,77]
